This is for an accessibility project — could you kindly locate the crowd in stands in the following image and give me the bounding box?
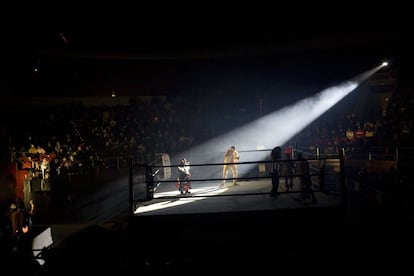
[1,85,412,173]
[294,88,413,159]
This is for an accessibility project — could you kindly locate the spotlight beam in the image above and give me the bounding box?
[172,64,386,182]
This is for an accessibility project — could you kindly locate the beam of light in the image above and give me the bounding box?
[153,185,228,199]
[135,183,229,214]
[170,63,385,183]
[135,197,206,214]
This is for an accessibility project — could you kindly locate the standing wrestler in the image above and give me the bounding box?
[221,145,239,187]
[177,158,191,194]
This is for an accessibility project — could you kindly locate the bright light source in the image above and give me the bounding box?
[382,61,389,66]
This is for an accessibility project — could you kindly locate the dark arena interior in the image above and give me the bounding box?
[1,13,413,274]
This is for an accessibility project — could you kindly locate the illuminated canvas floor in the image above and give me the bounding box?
[134,179,343,216]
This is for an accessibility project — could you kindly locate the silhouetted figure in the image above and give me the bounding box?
[0,169,40,273]
[296,153,316,204]
[270,147,281,197]
[281,152,295,192]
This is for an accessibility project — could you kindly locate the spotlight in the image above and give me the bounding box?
[381,61,389,67]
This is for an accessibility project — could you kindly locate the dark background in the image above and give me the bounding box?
[3,10,412,98]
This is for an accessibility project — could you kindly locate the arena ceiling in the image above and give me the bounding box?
[2,13,410,98]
